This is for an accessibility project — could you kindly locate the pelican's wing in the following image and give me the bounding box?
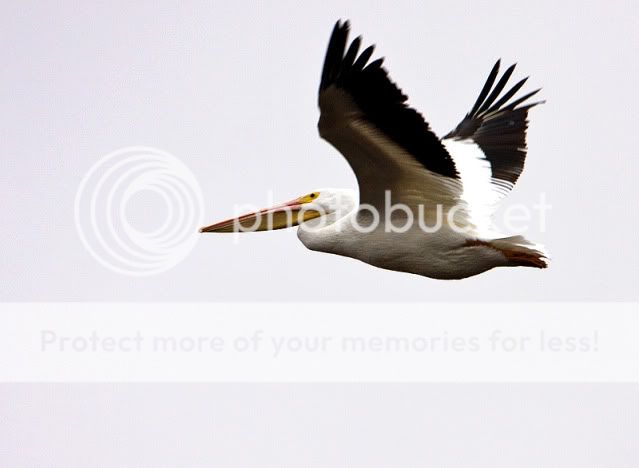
[441,60,544,234]
[318,20,462,212]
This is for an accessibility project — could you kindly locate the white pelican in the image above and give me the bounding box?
[201,20,548,279]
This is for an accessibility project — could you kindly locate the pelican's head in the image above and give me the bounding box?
[199,188,357,233]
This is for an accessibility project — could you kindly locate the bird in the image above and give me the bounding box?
[200,20,548,280]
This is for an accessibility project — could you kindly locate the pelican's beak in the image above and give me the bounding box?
[199,193,323,233]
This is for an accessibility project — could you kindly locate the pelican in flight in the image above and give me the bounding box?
[201,20,548,280]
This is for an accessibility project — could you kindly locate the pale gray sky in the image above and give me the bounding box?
[2,383,638,467]
[1,0,637,300]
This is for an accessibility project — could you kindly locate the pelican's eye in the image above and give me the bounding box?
[299,192,320,204]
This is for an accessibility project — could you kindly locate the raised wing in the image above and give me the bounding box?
[441,60,544,236]
[444,59,544,189]
[317,20,462,211]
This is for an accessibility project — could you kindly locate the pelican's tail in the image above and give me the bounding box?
[490,235,549,269]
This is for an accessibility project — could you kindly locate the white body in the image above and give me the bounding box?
[298,212,508,279]
[296,190,523,280]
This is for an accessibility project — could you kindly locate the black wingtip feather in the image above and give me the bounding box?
[318,19,460,180]
[484,76,529,115]
[320,20,350,90]
[340,36,361,73]
[445,60,544,186]
[502,88,542,112]
[469,59,501,117]
[352,45,375,71]
[477,63,516,114]
[364,57,385,71]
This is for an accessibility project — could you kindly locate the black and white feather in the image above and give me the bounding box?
[444,60,544,187]
[317,20,543,236]
[319,20,459,182]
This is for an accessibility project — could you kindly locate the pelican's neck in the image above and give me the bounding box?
[296,189,358,252]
